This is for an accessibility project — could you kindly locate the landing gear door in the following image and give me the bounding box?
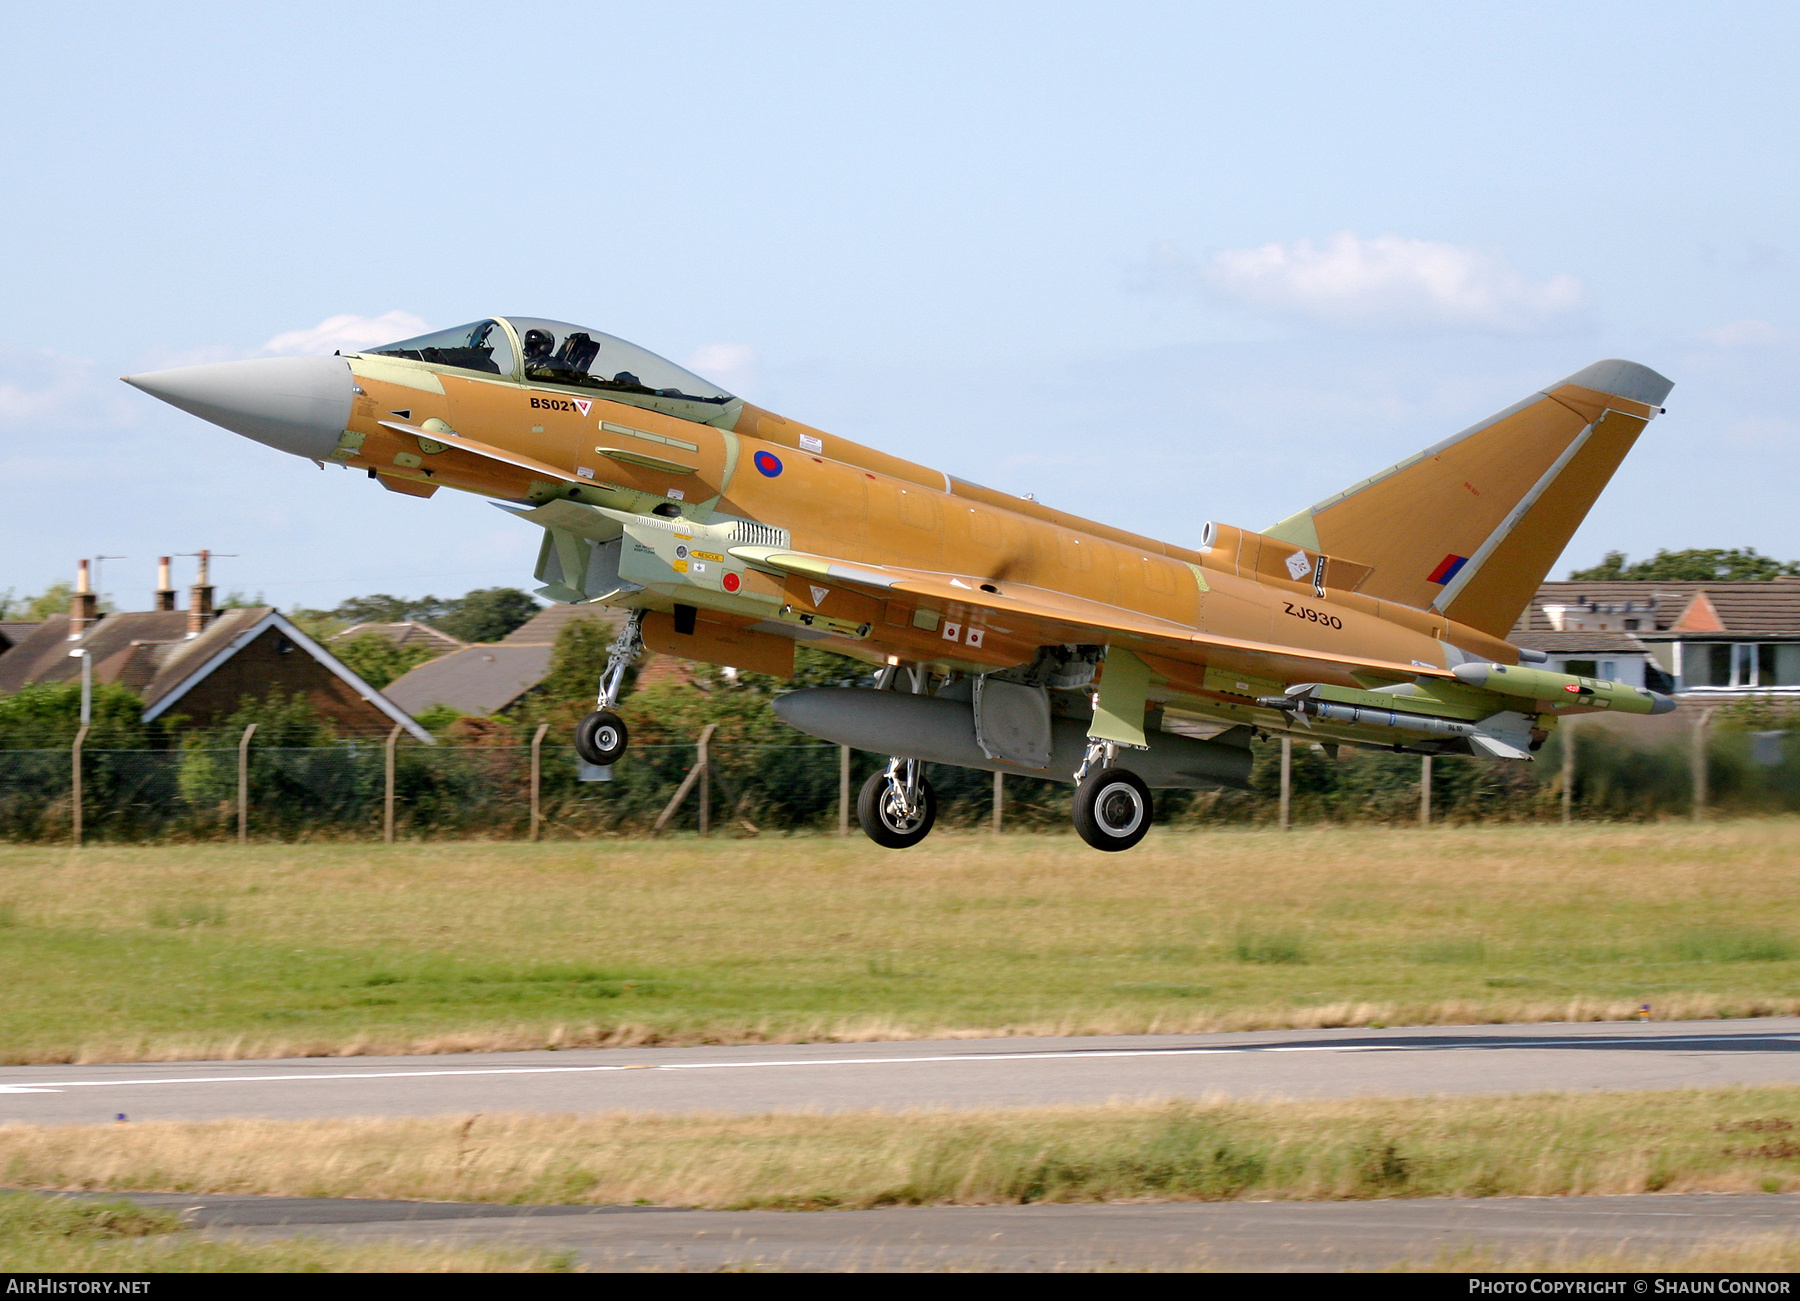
[973,677,1053,770]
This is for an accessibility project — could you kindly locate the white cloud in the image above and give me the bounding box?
[1151,233,1586,334]
[684,343,757,395]
[1701,319,1787,348]
[261,311,431,357]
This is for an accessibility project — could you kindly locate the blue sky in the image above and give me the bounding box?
[3,2,1796,612]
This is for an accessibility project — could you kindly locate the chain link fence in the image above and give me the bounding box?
[1,718,1796,844]
[0,738,1075,844]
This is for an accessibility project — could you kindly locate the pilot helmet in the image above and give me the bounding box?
[522,329,555,360]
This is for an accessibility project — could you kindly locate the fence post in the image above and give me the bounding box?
[653,723,718,836]
[383,722,403,844]
[698,727,711,838]
[1279,736,1292,832]
[1561,716,1575,825]
[1419,754,1432,826]
[991,770,1004,834]
[236,723,257,845]
[840,746,851,836]
[529,723,549,843]
[1692,706,1715,823]
[70,724,89,849]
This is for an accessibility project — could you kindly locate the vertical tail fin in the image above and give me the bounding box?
[1263,360,1673,637]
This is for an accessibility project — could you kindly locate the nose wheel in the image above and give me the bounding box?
[1072,766,1153,852]
[575,709,629,766]
[857,759,937,849]
[575,609,644,765]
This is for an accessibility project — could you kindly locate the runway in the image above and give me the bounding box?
[5,1018,1800,1125]
[45,1190,1800,1270]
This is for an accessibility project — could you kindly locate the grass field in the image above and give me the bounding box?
[8,1086,1800,1208]
[1,820,1799,1063]
[0,1192,573,1272]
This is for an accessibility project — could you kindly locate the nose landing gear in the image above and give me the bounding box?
[857,757,937,849]
[574,609,643,767]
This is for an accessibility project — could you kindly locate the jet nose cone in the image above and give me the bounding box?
[122,355,354,461]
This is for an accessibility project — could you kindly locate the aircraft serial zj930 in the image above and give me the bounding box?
[124,319,1676,851]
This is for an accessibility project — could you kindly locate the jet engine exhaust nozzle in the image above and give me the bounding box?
[121,355,356,461]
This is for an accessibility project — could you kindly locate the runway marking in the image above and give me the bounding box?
[2,1033,1796,1095]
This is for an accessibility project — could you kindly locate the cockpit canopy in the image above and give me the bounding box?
[362,318,737,425]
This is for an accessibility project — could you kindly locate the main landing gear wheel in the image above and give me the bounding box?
[575,710,629,766]
[857,768,937,849]
[1072,766,1153,852]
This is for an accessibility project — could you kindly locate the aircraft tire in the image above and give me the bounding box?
[574,710,629,766]
[857,770,937,849]
[1073,766,1153,852]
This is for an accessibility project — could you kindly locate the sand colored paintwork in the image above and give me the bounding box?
[328,330,1669,754]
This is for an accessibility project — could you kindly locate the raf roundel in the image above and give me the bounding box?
[753,450,783,477]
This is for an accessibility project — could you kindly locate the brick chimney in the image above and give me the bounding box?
[68,559,98,639]
[187,549,215,636]
[154,556,177,611]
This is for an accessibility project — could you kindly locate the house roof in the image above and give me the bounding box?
[0,607,432,743]
[1526,631,1653,655]
[1513,578,1800,638]
[332,621,465,654]
[0,621,37,652]
[501,602,624,644]
[0,610,191,694]
[382,644,556,716]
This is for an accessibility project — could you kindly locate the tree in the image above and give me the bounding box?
[1569,548,1800,582]
[0,681,151,748]
[434,587,540,643]
[195,688,335,748]
[22,582,73,621]
[332,634,438,689]
[321,587,539,641]
[536,615,628,711]
[330,593,452,625]
[285,608,347,641]
[177,689,336,814]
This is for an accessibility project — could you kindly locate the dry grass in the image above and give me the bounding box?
[10,1086,1800,1209]
[0,1191,574,1272]
[3,820,1800,1062]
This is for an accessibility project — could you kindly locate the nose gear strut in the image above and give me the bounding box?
[574,608,644,767]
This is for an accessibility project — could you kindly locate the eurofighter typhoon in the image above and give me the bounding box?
[124,319,1674,850]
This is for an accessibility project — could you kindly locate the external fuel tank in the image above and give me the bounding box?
[773,686,1253,790]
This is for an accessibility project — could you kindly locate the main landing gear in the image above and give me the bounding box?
[574,609,643,767]
[857,757,937,849]
[1071,739,1153,852]
[855,663,938,849]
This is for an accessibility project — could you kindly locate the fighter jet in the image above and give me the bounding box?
[124,318,1675,851]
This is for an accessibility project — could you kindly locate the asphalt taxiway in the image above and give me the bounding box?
[47,1190,1800,1271]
